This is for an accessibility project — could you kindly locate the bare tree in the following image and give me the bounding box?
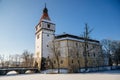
[14,54,21,67]
[29,53,34,67]
[21,50,33,67]
[0,55,5,67]
[22,50,29,67]
[83,23,94,71]
[101,39,113,66]
[110,41,120,66]
[76,44,81,72]
[114,45,120,66]
[4,55,11,67]
[71,43,81,72]
[49,40,60,73]
[8,55,14,67]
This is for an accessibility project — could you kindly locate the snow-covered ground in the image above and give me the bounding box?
[0,70,120,80]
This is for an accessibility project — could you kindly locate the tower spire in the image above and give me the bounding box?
[40,3,51,22]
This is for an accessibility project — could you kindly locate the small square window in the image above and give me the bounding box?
[47,45,49,47]
[47,34,49,37]
[47,24,50,28]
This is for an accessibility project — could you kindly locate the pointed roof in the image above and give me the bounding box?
[40,4,51,22]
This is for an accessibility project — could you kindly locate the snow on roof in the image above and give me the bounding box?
[55,33,100,44]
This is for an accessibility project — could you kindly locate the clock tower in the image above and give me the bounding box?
[34,5,55,70]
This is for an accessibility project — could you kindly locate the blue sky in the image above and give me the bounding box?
[0,0,120,57]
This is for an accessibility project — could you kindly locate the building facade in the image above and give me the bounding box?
[33,6,106,72]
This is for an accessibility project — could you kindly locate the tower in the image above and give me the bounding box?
[34,5,55,70]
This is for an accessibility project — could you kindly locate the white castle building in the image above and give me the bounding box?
[33,6,106,72]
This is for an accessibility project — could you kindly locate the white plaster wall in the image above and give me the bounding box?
[35,29,42,58]
[35,21,55,58]
[42,30,54,58]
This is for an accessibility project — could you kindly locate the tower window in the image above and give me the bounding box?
[47,45,49,47]
[47,24,50,28]
[37,35,39,39]
[47,34,49,37]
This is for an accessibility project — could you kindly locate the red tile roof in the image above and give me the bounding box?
[40,6,51,23]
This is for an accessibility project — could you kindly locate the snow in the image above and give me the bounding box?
[6,70,34,75]
[41,69,68,74]
[7,71,18,75]
[0,70,120,80]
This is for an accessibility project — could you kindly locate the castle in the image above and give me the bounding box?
[33,6,106,72]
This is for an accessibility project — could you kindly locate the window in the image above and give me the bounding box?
[72,60,74,63]
[47,24,50,28]
[78,60,79,63]
[60,60,63,64]
[54,60,56,64]
[76,43,78,47]
[47,34,49,37]
[93,53,95,57]
[37,35,39,39]
[47,45,49,47]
